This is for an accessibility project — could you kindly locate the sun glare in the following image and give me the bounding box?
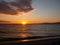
[22,21,27,25]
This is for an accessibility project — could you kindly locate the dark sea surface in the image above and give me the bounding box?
[0,24,60,39]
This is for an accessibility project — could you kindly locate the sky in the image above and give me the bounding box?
[0,0,60,24]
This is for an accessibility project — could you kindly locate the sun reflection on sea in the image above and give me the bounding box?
[19,23,31,38]
[21,40,31,42]
[19,33,30,38]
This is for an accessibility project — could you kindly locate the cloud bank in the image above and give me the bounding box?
[0,0,33,15]
[0,20,10,24]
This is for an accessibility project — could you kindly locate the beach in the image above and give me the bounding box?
[0,37,60,45]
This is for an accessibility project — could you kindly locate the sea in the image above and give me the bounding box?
[0,24,60,39]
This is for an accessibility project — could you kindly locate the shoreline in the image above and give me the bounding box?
[0,36,60,45]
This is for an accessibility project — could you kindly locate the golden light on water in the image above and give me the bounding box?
[21,40,30,42]
[21,34,27,38]
[19,33,30,38]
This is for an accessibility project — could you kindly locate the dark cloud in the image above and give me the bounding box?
[0,1,17,15]
[0,20,10,24]
[0,0,33,15]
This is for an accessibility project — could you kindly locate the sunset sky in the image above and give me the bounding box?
[0,0,60,24]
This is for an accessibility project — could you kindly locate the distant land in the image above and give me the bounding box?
[0,22,60,24]
[40,22,60,24]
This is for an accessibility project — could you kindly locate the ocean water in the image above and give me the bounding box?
[0,24,60,39]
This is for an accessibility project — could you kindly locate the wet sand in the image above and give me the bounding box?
[0,36,60,45]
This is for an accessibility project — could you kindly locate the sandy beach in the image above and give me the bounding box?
[0,36,60,45]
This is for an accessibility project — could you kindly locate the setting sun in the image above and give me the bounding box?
[21,21,27,25]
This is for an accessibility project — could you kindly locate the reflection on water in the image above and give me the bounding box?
[0,24,60,38]
[19,24,31,38]
[21,40,30,42]
[19,33,30,38]
[22,24,27,31]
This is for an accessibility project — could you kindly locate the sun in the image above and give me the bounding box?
[21,21,27,25]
